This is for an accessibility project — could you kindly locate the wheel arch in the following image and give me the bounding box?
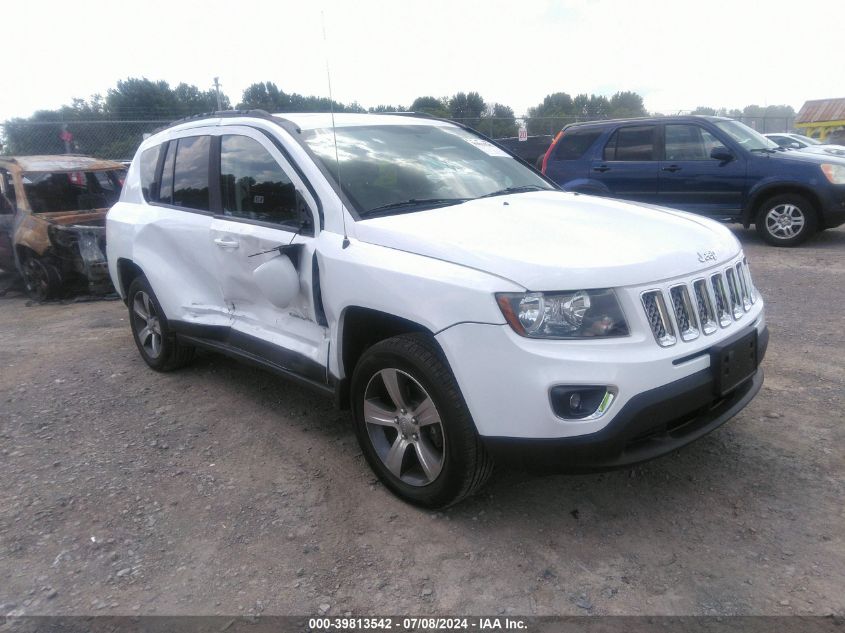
[116,258,145,303]
[335,306,436,409]
[744,184,823,228]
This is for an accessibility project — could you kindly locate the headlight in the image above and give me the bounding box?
[821,163,845,184]
[496,289,629,339]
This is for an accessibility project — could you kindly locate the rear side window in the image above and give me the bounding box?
[220,135,311,231]
[158,142,176,204]
[139,145,162,202]
[172,136,211,211]
[603,126,656,161]
[553,129,602,160]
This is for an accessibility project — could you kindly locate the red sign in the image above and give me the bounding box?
[518,127,528,142]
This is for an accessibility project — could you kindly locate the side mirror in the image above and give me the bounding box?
[252,253,300,309]
[710,146,734,162]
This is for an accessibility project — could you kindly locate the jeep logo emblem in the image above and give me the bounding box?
[697,250,717,263]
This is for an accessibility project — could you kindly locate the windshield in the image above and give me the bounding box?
[714,120,779,151]
[301,124,553,217]
[23,170,122,213]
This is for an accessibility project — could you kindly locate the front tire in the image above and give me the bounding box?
[20,255,61,302]
[755,193,818,246]
[127,276,194,371]
[350,333,493,508]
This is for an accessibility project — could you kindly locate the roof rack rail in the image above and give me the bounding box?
[380,111,437,119]
[155,109,277,133]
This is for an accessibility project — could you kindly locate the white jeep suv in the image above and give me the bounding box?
[107,111,767,507]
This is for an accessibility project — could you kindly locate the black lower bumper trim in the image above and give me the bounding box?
[483,326,767,472]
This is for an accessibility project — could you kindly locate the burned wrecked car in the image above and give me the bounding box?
[0,155,124,300]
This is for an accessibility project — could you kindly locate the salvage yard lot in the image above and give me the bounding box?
[0,227,843,617]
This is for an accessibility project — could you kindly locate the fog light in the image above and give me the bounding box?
[550,386,616,420]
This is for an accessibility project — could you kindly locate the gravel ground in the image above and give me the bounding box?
[0,226,843,618]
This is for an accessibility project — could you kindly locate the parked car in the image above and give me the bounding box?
[0,155,124,300]
[542,116,845,246]
[496,134,553,168]
[108,111,767,507]
[765,132,845,158]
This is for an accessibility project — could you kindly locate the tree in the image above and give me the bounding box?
[106,78,180,119]
[448,92,486,128]
[409,96,449,118]
[609,91,647,118]
[238,82,291,111]
[572,93,610,119]
[480,103,518,138]
[173,82,230,113]
[692,106,717,116]
[526,92,575,135]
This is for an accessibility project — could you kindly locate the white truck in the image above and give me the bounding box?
[107,111,767,507]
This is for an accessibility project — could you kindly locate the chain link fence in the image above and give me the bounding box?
[0,120,169,161]
[0,114,797,160]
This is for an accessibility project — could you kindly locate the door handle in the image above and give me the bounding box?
[593,164,610,173]
[662,165,682,173]
[214,237,239,249]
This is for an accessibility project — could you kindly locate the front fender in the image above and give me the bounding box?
[315,231,522,379]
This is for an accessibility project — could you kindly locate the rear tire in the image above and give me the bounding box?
[755,193,818,246]
[127,276,194,371]
[350,333,493,508]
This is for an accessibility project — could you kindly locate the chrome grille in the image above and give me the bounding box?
[641,259,758,347]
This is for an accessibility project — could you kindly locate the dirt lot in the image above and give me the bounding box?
[0,227,843,618]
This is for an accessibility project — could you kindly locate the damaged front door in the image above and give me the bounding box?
[209,130,329,386]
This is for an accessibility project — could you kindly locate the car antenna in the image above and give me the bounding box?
[322,10,349,249]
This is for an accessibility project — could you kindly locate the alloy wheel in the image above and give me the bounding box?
[132,290,163,359]
[363,368,446,486]
[765,203,805,240]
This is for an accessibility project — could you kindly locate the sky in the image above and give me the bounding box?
[2,0,843,122]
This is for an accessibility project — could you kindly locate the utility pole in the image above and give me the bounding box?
[213,77,224,111]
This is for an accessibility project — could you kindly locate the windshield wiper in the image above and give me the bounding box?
[359,198,470,218]
[750,148,778,154]
[477,185,550,199]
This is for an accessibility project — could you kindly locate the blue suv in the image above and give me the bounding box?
[541,115,845,246]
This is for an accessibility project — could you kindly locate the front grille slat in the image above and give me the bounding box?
[669,285,699,341]
[641,291,676,347]
[693,279,717,335]
[725,268,744,320]
[642,258,758,347]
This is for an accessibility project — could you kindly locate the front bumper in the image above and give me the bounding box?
[483,359,764,471]
[818,184,845,228]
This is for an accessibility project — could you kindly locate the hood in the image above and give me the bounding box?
[353,191,740,290]
[767,148,845,166]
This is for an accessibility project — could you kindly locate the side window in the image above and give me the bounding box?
[665,125,725,160]
[173,136,211,211]
[604,126,656,161]
[139,145,162,202]
[159,142,176,204]
[553,129,602,160]
[220,135,312,231]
